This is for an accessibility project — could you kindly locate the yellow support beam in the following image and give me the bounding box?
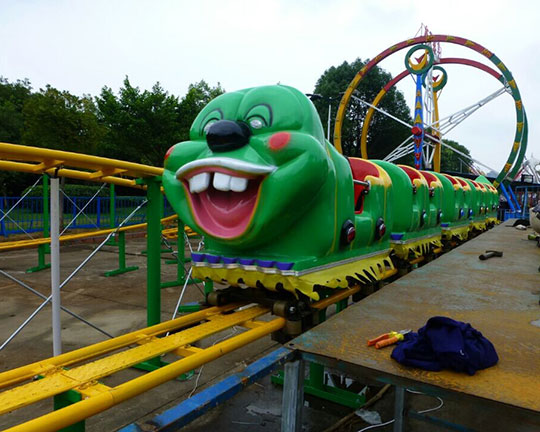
[0,303,239,390]
[2,313,285,432]
[0,305,270,415]
[0,142,163,179]
[0,160,143,188]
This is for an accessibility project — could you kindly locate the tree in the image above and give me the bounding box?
[96,78,224,167]
[313,59,412,159]
[0,77,32,143]
[21,85,104,154]
[0,78,34,196]
[440,139,472,173]
[177,80,225,141]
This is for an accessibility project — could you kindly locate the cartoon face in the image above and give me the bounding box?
[163,85,330,249]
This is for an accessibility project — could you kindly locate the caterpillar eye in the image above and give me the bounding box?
[249,118,264,130]
[203,119,218,134]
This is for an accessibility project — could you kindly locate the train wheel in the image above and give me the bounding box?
[206,290,229,306]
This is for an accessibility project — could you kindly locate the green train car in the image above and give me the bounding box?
[163,85,498,303]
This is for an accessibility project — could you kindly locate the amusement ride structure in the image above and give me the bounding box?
[0,32,531,432]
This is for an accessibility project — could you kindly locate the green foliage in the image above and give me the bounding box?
[22,184,109,197]
[21,85,105,154]
[313,59,412,158]
[96,78,182,166]
[0,77,32,143]
[178,80,225,140]
[0,75,224,195]
[440,139,472,173]
[0,78,34,195]
[96,78,224,167]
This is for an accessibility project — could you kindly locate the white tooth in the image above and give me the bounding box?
[230,176,248,192]
[189,172,210,193]
[213,172,232,191]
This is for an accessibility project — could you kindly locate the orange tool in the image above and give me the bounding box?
[367,329,411,349]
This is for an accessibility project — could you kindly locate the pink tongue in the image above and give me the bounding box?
[191,180,260,238]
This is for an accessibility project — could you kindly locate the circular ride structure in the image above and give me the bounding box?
[333,34,527,187]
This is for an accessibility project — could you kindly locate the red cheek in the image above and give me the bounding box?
[269,132,291,151]
[164,145,175,161]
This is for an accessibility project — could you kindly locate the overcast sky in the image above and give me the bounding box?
[2,0,538,174]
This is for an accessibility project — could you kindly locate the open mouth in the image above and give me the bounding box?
[175,158,276,239]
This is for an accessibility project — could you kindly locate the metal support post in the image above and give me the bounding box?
[53,390,85,432]
[43,174,50,241]
[204,279,213,296]
[104,231,139,277]
[309,362,324,391]
[146,178,162,328]
[106,183,118,246]
[499,183,515,213]
[161,225,189,288]
[132,177,164,372]
[336,297,348,313]
[110,183,116,229]
[50,177,62,356]
[521,186,528,218]
[27,243,51,273]
[27,174,51,273]
[507,184,521,212]
[281,359,304,432]
[393,386,405,432]
[176,227,185,282]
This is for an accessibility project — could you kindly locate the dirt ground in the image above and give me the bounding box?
[0,235,282,431]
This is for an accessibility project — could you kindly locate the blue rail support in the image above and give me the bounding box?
[499,183,516,212]
[507,184,521,212]
[119,347,295,432]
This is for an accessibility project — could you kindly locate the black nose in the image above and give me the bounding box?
[206,120,251,152]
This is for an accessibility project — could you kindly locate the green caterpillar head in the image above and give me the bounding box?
[163,85,330,249]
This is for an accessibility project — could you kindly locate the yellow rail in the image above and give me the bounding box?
[0,142,163,188]
[0,304,284,432]
[0,215,178,252]
[0,286,368,431]
[162,225,198,239]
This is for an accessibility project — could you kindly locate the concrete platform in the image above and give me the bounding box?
[285,221,540,431]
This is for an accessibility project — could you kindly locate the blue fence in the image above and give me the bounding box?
[0,196,175,237]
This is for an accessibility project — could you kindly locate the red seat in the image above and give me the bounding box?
[442,173,459,186]
[456,178,469,188]
[348,158,380,214]
[398,165,423,184]
[419,170,437,185]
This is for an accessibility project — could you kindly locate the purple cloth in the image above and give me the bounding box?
[391,316,498,375]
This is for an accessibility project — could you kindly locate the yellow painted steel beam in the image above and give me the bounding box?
[0,215,177,252]
[311,286,362,310]
[4,315,285,432]
[0,305,269,414]
[0,160,143,188]
[0,303,241,390]
[0,142,163,178]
